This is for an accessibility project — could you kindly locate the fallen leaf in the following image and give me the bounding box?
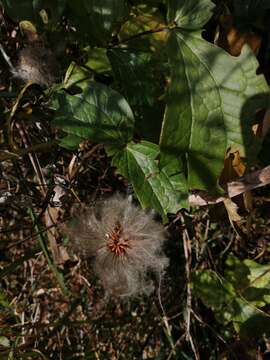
[220,148,252,212]
[220,148,246,186]
[224,198,242,223]
[189,165,270,206]
[217,15,262,56]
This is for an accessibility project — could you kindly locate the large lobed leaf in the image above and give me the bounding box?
[160,0,269,192]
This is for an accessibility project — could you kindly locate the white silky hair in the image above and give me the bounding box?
[0,44,57,86]
[64,193,169,297]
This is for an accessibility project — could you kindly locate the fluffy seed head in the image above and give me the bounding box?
[65,194,169,297]
[12,46,58,86]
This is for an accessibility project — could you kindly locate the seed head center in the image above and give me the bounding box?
[107,221,130,255]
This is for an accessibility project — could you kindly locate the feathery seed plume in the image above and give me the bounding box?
[65,194,168,297]
[13,46,58,86]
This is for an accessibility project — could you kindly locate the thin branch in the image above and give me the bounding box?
[0,43,15,71]
[108,25,174,49]
[180,213,200,360]
[157,274,177,357]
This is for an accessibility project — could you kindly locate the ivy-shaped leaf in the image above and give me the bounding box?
[112,141,187,222]
[225,255,270,305]
[193,255,270,334]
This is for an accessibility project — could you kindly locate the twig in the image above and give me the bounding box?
[68,144,102,181]
[180,213,200,360]
[0,43,15,71]
[166,334,186,360]
[16,121,62,263]
[157,274,177,357]
[5,218,68,249]
[7,82,33,149]
[29,208,69,296]
[220,231,235,258]
[0,140,58,161]
[115,26,170,45]
[191,310,226,344]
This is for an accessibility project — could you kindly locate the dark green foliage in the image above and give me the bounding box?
[1,0,270,358]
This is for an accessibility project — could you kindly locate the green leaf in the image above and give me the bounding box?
[112,141,187,221]
[167,0,215,29]
[67,0,128,44]
[85,48,112,74]
[193,255,270,334]
[63,52,111,92]
[58,134,84,150]
[108,48,167,142]
[160,31,269,191]
[51,82,134,147]
[108,49,157,106]
[193,270,261,331]
[161,157,188,201]
[193,270,235,315]
[63,62,93,91]
[119,5,168,52]
[226,255,270,305]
